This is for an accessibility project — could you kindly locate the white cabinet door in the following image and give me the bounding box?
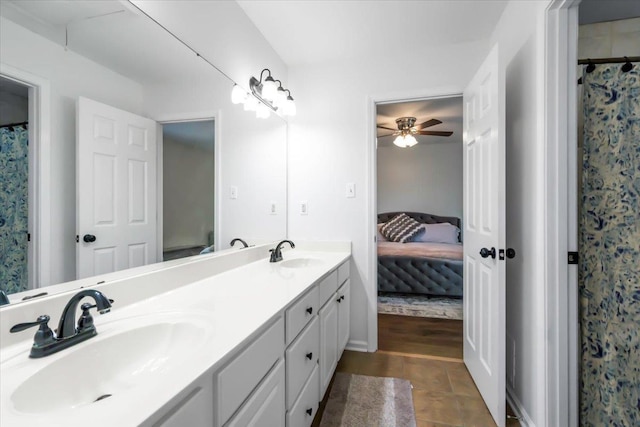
[227,360,285,427]
[463,43,506,427]
[319,299,338,399]
[337,279,350,356]
[150,376,214,427]
[77,97,157,278]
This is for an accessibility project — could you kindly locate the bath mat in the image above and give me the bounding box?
[378,293,463,320]
[319,373,416,427]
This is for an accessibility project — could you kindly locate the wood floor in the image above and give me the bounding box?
[313,314,520,427]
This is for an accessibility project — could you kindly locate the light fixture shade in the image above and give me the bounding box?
[231,84,247,104]
[283,96,296,116]
[262,77,277,101]
[393,135,407,148]
[393,134,417,148]
[275,87,287,109]
[244,96,258,111]
[256,102,270,118]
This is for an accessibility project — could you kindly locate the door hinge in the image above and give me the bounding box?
[27,232,31,242]
[76,235,79,243]
[568,252,579,264]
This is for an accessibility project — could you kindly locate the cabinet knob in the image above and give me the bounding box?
[306,408,313,416]
[306,307,313,315]
[306,352,313,360]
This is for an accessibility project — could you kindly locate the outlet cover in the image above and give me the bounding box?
[270,201,277,215]
[346,182,356,198]
[230,186,238,199]
[300,201,308,215]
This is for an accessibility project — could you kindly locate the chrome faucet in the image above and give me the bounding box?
[10,289,112,358]
[269,240,295,262]
[230,238,249,248]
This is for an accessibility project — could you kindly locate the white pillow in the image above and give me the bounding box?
[414,222,460,244]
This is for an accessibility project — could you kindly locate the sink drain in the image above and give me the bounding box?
[94,394,112,402]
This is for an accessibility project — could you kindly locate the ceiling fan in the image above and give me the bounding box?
[377,117,453,147]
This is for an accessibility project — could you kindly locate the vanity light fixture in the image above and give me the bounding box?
[231,84,247,104]
[234,68,296,118]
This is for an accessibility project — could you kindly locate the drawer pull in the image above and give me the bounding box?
[306,352,313,360]
[306,307,313,315]
[306,408,313,416]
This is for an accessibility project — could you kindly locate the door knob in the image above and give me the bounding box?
[83,234,96,243]
[479,247,496,259]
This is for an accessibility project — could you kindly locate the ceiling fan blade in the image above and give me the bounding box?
[377,125,396,131]
[377,132,396,138]
[415,119,442,130]
[415,130,453,137]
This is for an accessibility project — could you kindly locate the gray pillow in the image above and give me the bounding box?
[380,213,426,243]
[414,222,460,244]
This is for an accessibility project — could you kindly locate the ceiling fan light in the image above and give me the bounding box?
[231,84,247,104]
[393,135,407,148]
[262,76,277,101]
[405,134,418,147]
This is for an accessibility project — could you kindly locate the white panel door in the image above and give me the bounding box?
[462,44,505,427]
[77,97,157,279]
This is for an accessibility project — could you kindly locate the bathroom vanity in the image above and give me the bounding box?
[0,242,351,427]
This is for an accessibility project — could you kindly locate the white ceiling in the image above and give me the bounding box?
[376,96,462,148]
[1,0,210,85]
[236,0,508,67]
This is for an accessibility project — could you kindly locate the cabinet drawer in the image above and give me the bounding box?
[226,359,285,427]
[285,316,319,410]
[318,270,338,307]
[286,365,320,427]
[215,317,284,426]
[338,261,350,286]
[286,286,319,344]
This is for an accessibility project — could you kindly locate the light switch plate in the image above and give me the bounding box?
[346,183,356,198]
[300,201,308,215]
[230,186,238,199]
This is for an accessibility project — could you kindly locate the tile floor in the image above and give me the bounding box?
[314,314,521,427]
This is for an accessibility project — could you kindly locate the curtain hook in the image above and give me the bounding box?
[586,59,596,74]
[621,57,633,73]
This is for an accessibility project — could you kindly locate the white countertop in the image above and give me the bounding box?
[0,247,350,427]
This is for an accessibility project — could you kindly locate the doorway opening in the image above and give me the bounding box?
[161,119,215,261]
[0,75,32,294]
[375,96,464,360]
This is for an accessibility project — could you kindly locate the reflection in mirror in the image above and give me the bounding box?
[0,0,287,303]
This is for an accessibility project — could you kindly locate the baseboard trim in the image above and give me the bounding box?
[507,386,536,427]
[345,340,368,352]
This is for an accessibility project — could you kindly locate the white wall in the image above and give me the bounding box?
[377,141,463,220]
[287,40,490,350]
[490,1,550,426]
[163,136,214,250]
[0,17,145,286]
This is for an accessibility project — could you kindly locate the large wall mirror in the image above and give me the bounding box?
[0,0,287,304]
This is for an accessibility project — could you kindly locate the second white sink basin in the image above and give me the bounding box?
[279,258,323,269]
[10,313,211,415]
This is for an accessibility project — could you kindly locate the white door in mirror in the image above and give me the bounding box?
[77,97,158,279]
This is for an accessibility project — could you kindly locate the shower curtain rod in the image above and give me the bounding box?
[0,121,28,129]
[578,56,640,65]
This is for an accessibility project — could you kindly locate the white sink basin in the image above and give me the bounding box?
[279,258,323,269]
[9,313,210,414]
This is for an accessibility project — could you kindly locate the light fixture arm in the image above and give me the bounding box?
[258,68,272,83]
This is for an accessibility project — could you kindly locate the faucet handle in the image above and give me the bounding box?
[10,315,56,347]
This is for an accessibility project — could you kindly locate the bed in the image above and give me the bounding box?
[377,212,463,298]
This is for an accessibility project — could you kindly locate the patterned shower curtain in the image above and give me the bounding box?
[0,124,29,295]
[580,63,640,425]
